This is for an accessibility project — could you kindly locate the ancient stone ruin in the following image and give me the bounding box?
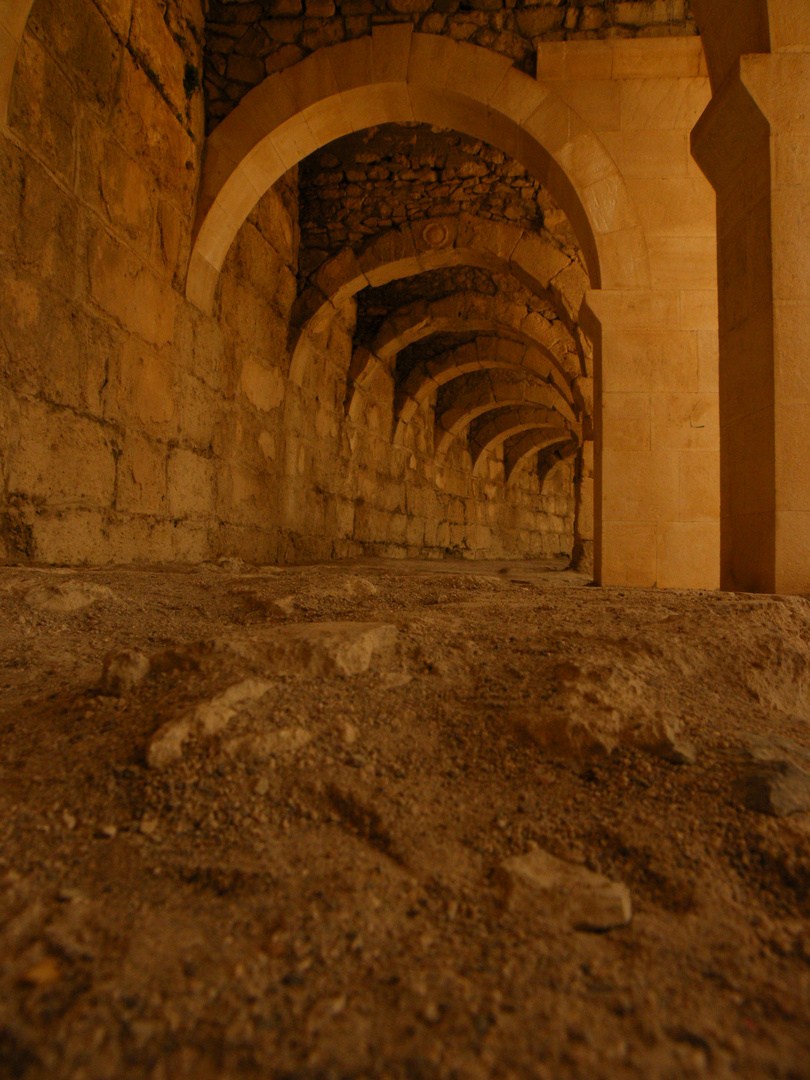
[1,0,810,1076]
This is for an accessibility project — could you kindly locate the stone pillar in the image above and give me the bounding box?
[585,289,720,589]
[692,54,810,593]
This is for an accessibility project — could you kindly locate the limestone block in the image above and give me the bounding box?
[647,236,716,291]
[774,302,810,405]
[253,185,297,264]
[600,129,690,180]
[678,289,718,332]
[218,461,274,526]
[129,0,187,116]
[444,39,513,108]
[29,0,121,107]
[240,359,285,413]
[167,448,216,518]
[520,90,572,159]
[582,171,637,235]
[678,450,719,522]
[116,432,167,515]
[0,24,18,126]
[509,233,570,292]
[0,276,106,413]
[602,327,698,394]
[656,519,719,590]
[594,227,651,292]
[651,392,718,452]
[612,36,701,79]
[8,400,116,508]
[370,22,412,84]
[110,52,197,212]
[627,177,715,238]
[490,66,550,128]
[602,449,679,523]
[697,327,719,395]
[8,35,76,181]
[775,403,810,514]
[577,477,595,539]
[108,515,174,563]
[324,34,373,95]
[22,508,112,565]
[406,515,424,547]
[388,512,407,543]
[87,227,176,347]
[336,498,355,538]
[109,339,176,428]
[154,198,187,283]
[536,41,613,84]
[12,154,78,290]
[93,0,133,41]
[602,392,651,452]
[619,77,709,132]
[550,78,621,134]
[77,115,155,253]
[601,520,657,587]
[449,523,466,547]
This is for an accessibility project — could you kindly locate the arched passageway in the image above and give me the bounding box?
[0,4,722,587]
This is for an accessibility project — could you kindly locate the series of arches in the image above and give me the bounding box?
[2,0,806,586]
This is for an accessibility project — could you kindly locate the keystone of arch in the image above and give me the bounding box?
[503,429,578,484]
[287,213,583,373]
[435,397,576,462]
[186,27,649,313]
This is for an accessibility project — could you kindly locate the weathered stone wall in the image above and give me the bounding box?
[0,0,300,564]
[205,0,697,129]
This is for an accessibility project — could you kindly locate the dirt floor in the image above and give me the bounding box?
[1,557,810,1080]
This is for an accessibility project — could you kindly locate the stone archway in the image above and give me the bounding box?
[394,338,578,443]
[502,429,577,484]
[287,212,587,380]
[186,26,650,314]
[436,394,575,461]
[347,291,582,417]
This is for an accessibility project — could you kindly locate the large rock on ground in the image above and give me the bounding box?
[148,679,275,768]
[146,623,398,767]
[514,659,695,761]
[497,847,632,932]
[738,734,810,817]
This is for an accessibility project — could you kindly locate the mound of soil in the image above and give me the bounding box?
[1,559,809,1079]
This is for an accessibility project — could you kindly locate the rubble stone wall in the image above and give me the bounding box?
[205,0,697,131]
[0,0,574,565]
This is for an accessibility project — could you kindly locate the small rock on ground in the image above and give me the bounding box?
[497,847,632,932]
[100,649,150,694]
[25,582,115,613]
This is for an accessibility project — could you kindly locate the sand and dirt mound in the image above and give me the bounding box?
[1,561,809,1079]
